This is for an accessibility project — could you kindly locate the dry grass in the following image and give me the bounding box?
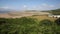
[27,15,57,22]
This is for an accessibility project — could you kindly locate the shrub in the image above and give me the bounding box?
[17,17,37,34]
[0,17,38,34]
[38,19,55,34]
[55,18,60,25]
[39,19,53,26]
[0,18,7,25]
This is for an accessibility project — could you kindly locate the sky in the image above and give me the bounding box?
[0,0,60,11]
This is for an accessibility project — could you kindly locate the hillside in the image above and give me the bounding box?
[48,9,60,15]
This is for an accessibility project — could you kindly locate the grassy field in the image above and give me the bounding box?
[27,15,57,22]
[0,14,59,34]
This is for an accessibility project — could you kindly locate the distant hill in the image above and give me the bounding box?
[0,9,15,13]
[41,9,60,15]
[0,11,10,13]
[50,9,60,15]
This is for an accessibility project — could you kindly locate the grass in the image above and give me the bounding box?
[27,15,57,22]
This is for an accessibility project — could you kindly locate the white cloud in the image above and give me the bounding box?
[23,5,27,8]
[0,6,9,9]
[0,6,10,11]
[1,6,14,9]
[21,4,55,10]
[38,3,55,10]
[0,6,16,10]
[41,3,54,8]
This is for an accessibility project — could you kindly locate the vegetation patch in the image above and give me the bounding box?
[0,17,60,34]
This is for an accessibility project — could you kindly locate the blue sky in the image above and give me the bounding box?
[0,0,60,10]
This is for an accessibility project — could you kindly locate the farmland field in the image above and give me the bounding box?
[27,15,57,21]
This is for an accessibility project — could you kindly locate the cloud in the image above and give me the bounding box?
[21,5,28,10]
[0,6,15,9]
[1,6,9,9]
[27,3,55,10]
[23,5,27,8]
[0,6,16,10]
[0,6,10,11]
[0,4,56,10]
[0,6,9,9]
[41,3,54,8]
[37,3,55,10]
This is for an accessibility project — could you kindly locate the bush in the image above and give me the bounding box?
[55,18,60,25]
[54,18,60,34]
[0,17,38,34]
[0,18,7,25]
[0,18,8,34]
[39,19,53,26]
[39,19,55,34]
[17,17,38,34]
[0,17,60,34]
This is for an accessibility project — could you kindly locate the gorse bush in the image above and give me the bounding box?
[0,17,60,34]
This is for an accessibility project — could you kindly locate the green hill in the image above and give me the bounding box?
[49,9,60,15]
